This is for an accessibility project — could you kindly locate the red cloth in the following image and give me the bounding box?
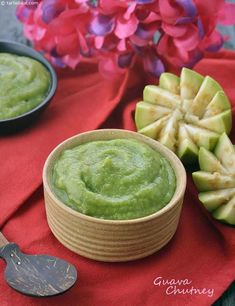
[0,50,235,306]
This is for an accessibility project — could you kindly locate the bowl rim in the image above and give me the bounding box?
[43,129,187,225]
[0,39,57,123]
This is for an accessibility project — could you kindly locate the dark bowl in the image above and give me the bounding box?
[0,40,57,134]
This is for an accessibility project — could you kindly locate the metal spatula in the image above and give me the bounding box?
[0,232,77,297]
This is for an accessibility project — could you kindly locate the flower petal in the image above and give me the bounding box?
[136,0,155,4]
[205,30,224,52]
[77,30,89,54]
[16,5,32,22]
[162,23,188,37]
[158,0,181,24]
[118,53,133,68]
[175,0,197,16]
[143,51,165,77]
[42,0,65,24]
[174,24,199,51]
[99,0,127,14]
[130,33,150,46]
[117,39,127,51]
[157,34,189,65]
[94,36,104,49]
[115,15,139,39]
[184,50,203,68]
[197,17,205,38]
[89,14,115,36]
[63,53,81,69]
[56,33,79,55]
[124,2,136,20]
[135,23,156,41]
[51,56,66,68]
[175,16,196,24]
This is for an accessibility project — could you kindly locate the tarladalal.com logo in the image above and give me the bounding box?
[0,0,39,6]
[153,276,214,297]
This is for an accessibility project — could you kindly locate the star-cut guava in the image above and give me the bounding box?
[193,133,235,225]
[135,68,232,164]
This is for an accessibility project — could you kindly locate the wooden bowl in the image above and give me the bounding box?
[43,129,186,262]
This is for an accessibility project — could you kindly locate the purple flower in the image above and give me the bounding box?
[42,0,65,24]
[89,14,115,36]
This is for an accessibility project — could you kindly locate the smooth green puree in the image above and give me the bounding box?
[0,53,50,120]
[52,139,176,220]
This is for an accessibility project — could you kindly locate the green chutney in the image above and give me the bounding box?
[0,53,50,120]
[52,139,176,220]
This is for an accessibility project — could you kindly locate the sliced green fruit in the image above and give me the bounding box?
[193,133,235,225]
[135,101,171,130]
[180,67,204,99]
[192,76,222,118]
[159,72,180,95]
[192,171,235,192]
[158,110,181,152]
[204,91,231,117]
[138,116,169,139]
[199,188,235,212]
[177,123,198,164]
[198,147,228,174]
[198,109,232,134]
[143,85,180,108]
[214,133,235,173]
[213,196,235,225]
[185,125,219,151]
[135,68,232,165]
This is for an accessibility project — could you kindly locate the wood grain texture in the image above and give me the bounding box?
[0,243,77,297]
[43,129,186,262]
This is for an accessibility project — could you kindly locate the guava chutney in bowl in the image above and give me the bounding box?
[0,53,50,120]
[0,40,57,133]
[52,139,176,220]
[43,129,186,262]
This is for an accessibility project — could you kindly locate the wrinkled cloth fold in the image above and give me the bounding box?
[0,50,234,306]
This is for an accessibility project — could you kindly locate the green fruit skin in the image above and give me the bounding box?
[143,85,180,108]
[212,196,235,225]
[159,72,180,95]
[180,67,204,99]
[198,147,226,173]
[192,171,234,192]
[177,141,198,165]
[204,91,231,117]
[199,193,222,212]
[138,116,169,139]
[199,109,232,134]
[135,101,170,130]
[214,133,235,173]
[198,189,235,212]
[192,76,223,117]
[193,133,235,225]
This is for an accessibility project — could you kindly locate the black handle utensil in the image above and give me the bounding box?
[0,232,77,297]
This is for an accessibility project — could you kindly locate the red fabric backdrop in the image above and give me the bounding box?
[0,50,234,306]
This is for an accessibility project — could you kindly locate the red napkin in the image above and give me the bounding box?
[0,50,235,306]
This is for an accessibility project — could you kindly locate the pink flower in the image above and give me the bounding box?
[154,0,231,70]
[18,1,92,68]
[89,0,164,76]
[16,0,235,78]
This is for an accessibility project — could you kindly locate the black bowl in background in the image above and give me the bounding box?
[0,40,57,134]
